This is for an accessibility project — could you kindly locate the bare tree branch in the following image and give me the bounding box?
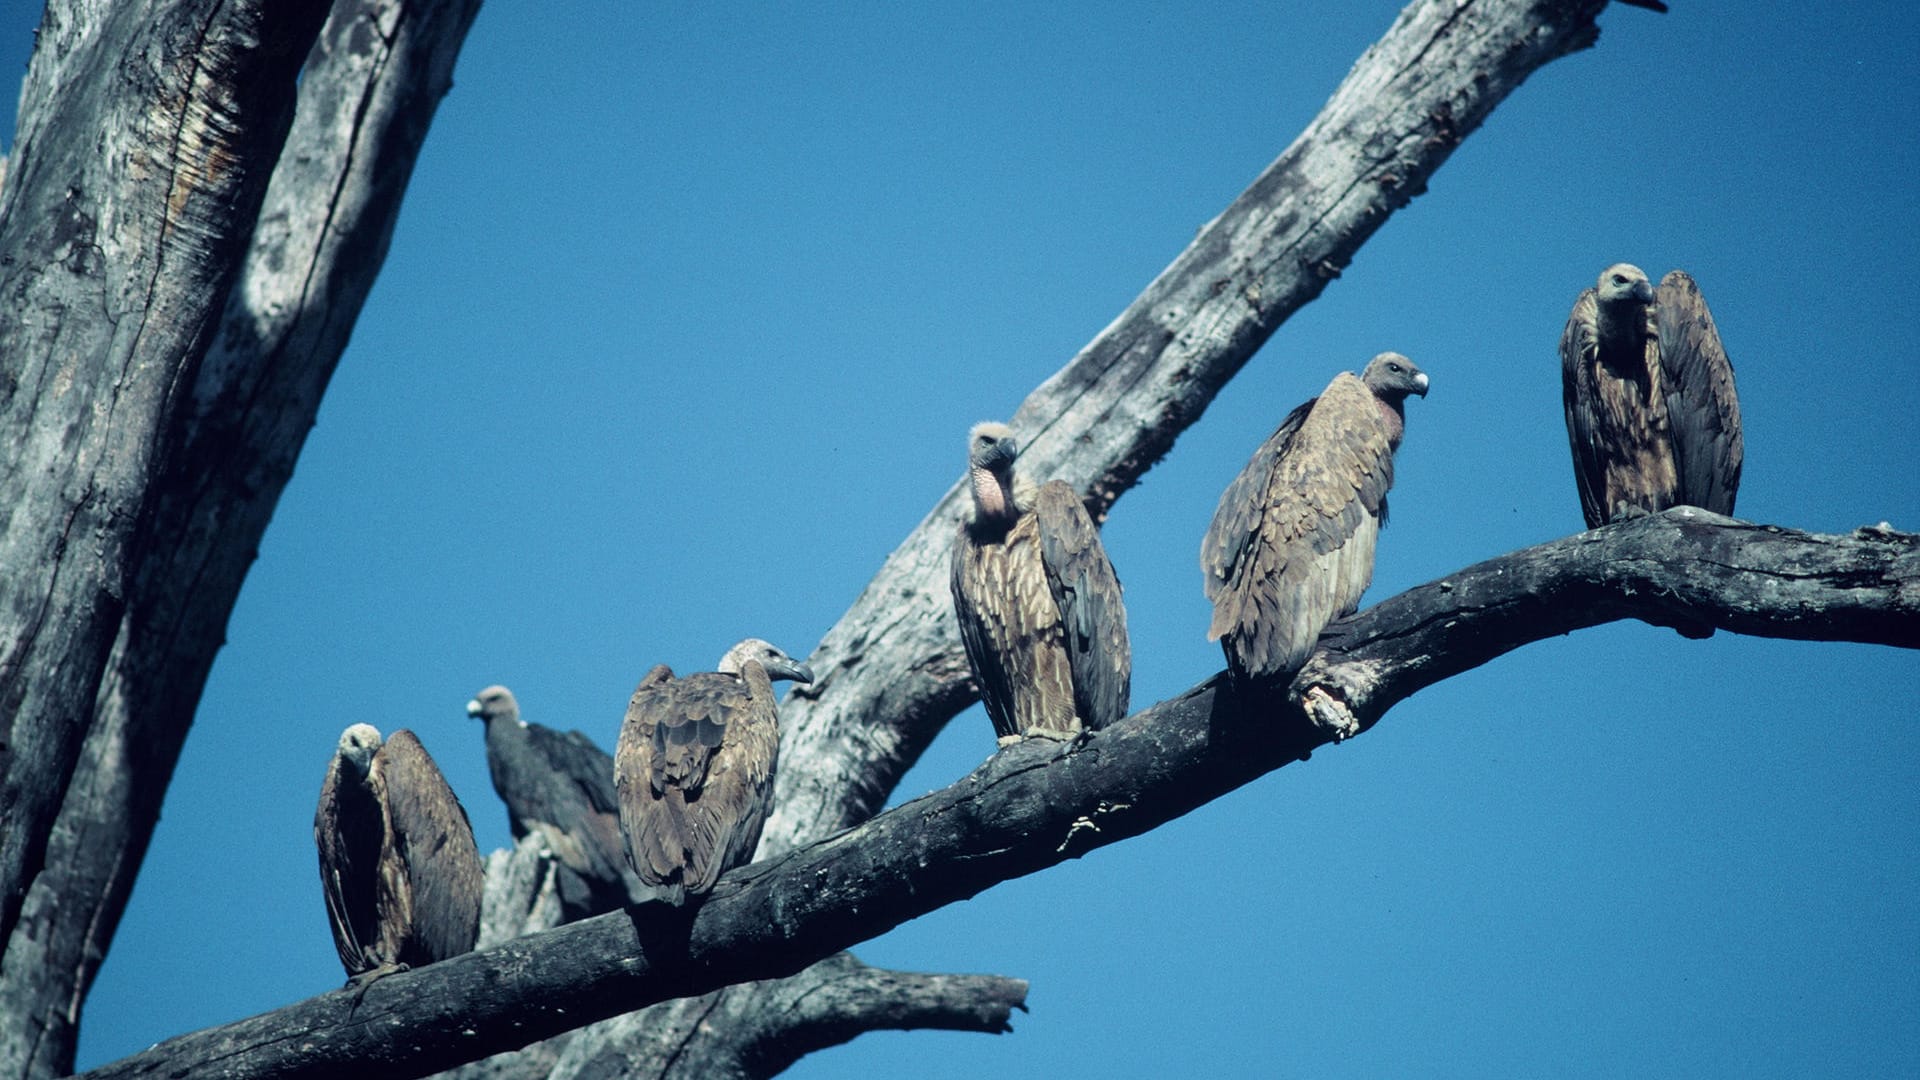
[1294,512,1920,739]
[763,0,1616,861]
[76,514,1918,1080]
[532,2,1631,1073]
[551,954,1026,1080]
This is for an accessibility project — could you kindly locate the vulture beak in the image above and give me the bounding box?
[465,698,483,718]
[977,438,1018,473]
[781,661,817,686]
[1632,280,1655,304]
[1412,371,1430,396]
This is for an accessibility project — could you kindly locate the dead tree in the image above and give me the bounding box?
[2,2,1911,1080]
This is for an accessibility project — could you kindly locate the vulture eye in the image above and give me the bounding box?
[1387,362,1403,373]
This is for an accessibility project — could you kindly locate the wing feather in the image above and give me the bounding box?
[1560,288,1609,529]
[616,666,777,903]
[314,758,380,975]
[1201,396,1313,604]
[372,730,483,967]
[1034,481,1131,730]
[1656,270,1743,515]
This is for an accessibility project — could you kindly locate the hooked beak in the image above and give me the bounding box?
[1631,280,1655,304]
[974,437,1018,473]
[774,660,816,685]
[465,699,485,719]
[1412,371,1430,397]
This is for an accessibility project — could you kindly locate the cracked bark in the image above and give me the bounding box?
[0,0,333,963]
[73,514,1920,1080]
[0,1,478,1076]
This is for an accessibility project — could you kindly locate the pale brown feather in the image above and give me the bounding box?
[1201,371,1400,680]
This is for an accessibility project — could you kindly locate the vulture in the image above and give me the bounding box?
[467,685,639,918]
[950,421,1131,744]
[614,639,814,906]
[314,724,483,983]
[1560,263,1743,528]
[1201,353,1429,683]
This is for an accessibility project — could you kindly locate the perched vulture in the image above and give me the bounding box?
[614,639,814,906]
[950,421,1131,744]
[314,724,483,982]
[1201,353,1429,683]
[1560,263,1743,528]
[467,685,638,918]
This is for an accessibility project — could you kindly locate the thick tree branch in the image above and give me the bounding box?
[78,515,1917,1080]
[0,3,481,1076]
[552,954,1026,1080]
[1294,511,1920,738]
[764,0,1615,860]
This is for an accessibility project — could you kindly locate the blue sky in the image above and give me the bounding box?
[5,1,1917,1075]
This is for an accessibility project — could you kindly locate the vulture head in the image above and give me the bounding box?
[965,421,1037,530]
[1360,352,1429,403]
[718,638,816,686]
[466,684,520,726]
[967,422,1018,474]
[336,723,384,779]
[1597,261,1658,305]
[1596,262,1655,307]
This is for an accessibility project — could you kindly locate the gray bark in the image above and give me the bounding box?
[0,1,479,1076]
[72,514,1920,1080]
[0,0,332,959]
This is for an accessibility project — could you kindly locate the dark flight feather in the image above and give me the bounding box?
[467,685,636,916]
[315,725,483,981]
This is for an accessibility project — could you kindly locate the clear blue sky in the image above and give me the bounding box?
[5,2,1916,1075]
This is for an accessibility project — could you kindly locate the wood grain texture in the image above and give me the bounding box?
[0,2,481,1076]
[0,0,331,980]
[78,514,1919,1080]
[762,0,1615,861]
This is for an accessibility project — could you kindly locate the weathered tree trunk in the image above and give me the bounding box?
[0,1,478,1076]
[71,515,1920,1080]
[0,0,331,988]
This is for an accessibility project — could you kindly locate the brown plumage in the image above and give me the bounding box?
[614,639,814,906]
[466,685,639,918]
[1201,353,1429,682]
[314,724,483,982]
[1561,263,1743,528]
[950,422,1131,744]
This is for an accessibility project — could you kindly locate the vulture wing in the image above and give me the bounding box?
[522,723,620,816]
[1656,270,1743,515]
[1559,288,1609,529]
[314,756,381,976]
[1201,397,1313,606]
[519,722,631,899]
[371,730,483,967]
[1033,480,1131,730]
[1205,374,1393,679]
[951,517,1060,740]
[617,666,777,904]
